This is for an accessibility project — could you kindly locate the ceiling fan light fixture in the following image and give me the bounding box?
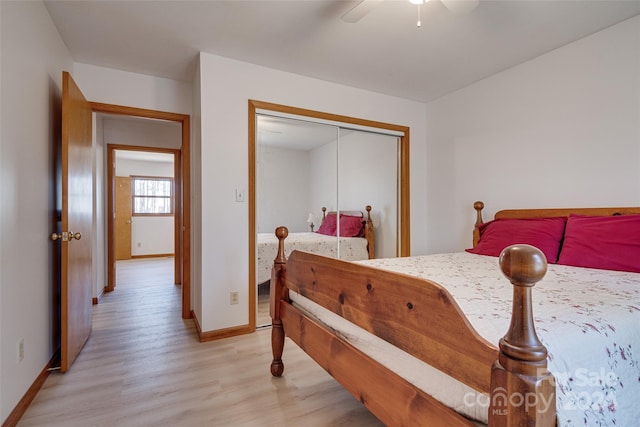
[409,0,429,27]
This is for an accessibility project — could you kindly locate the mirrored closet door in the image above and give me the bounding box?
[249,101,410,329]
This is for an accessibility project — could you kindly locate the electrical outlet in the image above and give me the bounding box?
[17,338,24,363]
[230,291,239,305]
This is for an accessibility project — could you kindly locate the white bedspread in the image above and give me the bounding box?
[257,232,369,284]
[290,252,640,426]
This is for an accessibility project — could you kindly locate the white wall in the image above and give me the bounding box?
[0,1,74,421]
[116,158,174,177]
[192,61,203,321]
[131,217,174,256]
[115,158,175,257]
[425,15,640,254]
[197,53,427,332]
[73,63,193,115]
[103,117,182,150]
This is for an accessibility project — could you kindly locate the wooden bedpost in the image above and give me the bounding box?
[472,201,485,247]
[321,207,327,221]
[489,245,556,427]
[270,226,288,377]
[365,205,375,259]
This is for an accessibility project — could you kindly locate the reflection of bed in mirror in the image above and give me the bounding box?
[257,205,375,285]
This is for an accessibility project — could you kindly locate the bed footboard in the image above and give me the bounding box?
[270,226,556,427]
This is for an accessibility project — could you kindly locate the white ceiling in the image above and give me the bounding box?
[44,0,640,103]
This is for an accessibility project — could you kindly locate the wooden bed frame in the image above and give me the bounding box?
[270,201,640,426]
[472,200,640,247]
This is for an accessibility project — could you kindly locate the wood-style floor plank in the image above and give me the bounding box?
[18,258,381,426]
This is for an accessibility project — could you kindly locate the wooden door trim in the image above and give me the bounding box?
[107,145,181,287]
[106,145,116,291]
[96,102,191,320]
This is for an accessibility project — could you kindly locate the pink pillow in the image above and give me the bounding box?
[557,214,640,273]
[316,213,337,236]
[466,217,566,263]
[339,215,364,237]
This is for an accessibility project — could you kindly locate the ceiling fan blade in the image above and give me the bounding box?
[440,0,479,14]
[341,0,384,23]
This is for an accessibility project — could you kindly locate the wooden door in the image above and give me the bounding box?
[115,176,132,260]
[60,71,93,372]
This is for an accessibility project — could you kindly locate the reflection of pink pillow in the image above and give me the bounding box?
[316,213,337,236]
[339,215,364,237]
[466,217,566,263]
[558,214,640,273]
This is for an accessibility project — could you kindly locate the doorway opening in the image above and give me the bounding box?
[92,103,191,319]
[111,147,178,288]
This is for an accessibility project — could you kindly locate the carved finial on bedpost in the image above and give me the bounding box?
[270,226,289,377]
[489,244,556,427]
[473,201,485,247]
[274,226,288,265]
[364,205,375,259]
[322,207,327,221]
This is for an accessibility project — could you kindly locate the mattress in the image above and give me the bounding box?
[257,232,369,284]
[289,252,640,426]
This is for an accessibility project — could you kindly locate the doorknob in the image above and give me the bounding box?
[126,220,132,224]
[50,231,82,241]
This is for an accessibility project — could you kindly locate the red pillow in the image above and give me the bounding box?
[316,213,337,236]
[557,214,640,273]
[339,215,364,237]
[466,217,566,263]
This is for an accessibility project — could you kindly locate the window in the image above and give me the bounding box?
[132,176,174,215]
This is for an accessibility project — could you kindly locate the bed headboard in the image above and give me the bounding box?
[472,200,640,247]
[321,205,375,259]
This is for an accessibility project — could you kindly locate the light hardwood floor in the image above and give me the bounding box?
[19,258,381,426]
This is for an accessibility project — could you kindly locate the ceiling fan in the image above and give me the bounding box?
[341,0,480,24]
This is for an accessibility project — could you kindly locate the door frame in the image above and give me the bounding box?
[109,146,180,260]
[95,102,192,319]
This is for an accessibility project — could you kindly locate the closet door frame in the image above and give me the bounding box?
[248,99,410,331]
